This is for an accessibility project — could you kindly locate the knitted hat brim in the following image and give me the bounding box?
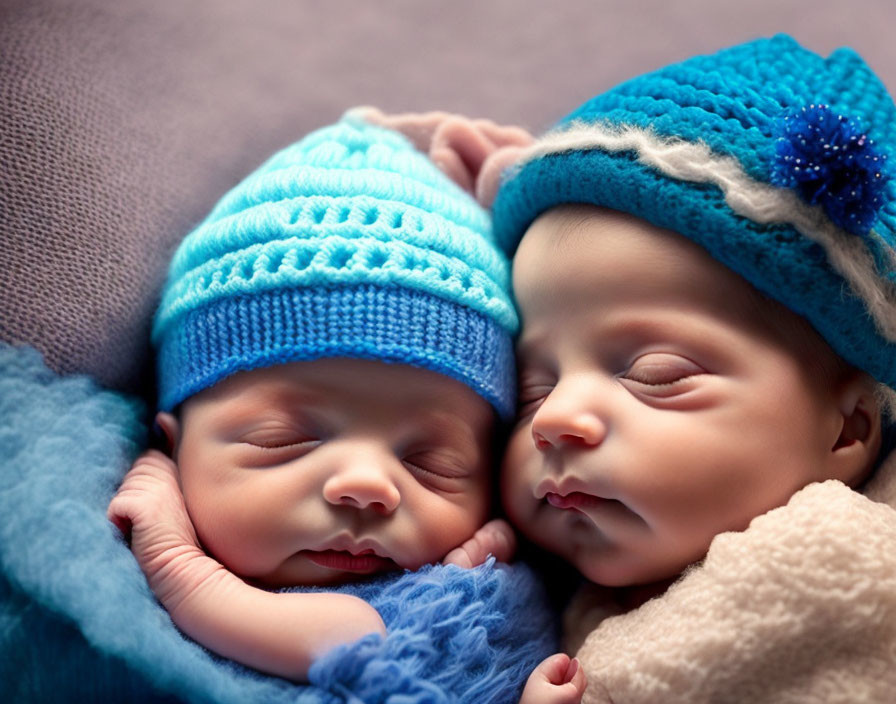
[492,143,896,391]
[157,283,515,419]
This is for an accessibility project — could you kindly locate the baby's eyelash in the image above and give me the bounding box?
[237,436,321,468]
[621,353,706,387]
[402,451,469,478]
[249,438,316,450]
[518,385,552,401]
[516,385,552,417]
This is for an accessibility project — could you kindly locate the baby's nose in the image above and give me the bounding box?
[531,385,607,451]
[532,423,605,450]
[322,459,401,514]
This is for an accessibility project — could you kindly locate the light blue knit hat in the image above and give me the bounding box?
[153,111,518,418]
[493,35,896,400]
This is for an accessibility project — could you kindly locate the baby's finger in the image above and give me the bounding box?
[475,143,531,207]
[442,518,518,568]
[568,657,586,693]
[480,518,517,563]
[354,107,449,153]
[431,146,474,194]
[441,544,474,569]
[520,654,585,704]
[106,499,133,539]
[537,653,574,683]
[431,117,496,175]
[471,118,534,148]
[131,449,179,479]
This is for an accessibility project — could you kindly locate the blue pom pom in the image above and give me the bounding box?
[771,104,892,234]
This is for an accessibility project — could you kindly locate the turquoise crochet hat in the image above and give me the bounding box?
[153,111,518,418]
[493,34,896,398]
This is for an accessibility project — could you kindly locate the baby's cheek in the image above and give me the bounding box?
[410,492,485,564]
[188,505,244,564]
[184,492,269,574]
[447,501,488,549]
[499,467,538,534]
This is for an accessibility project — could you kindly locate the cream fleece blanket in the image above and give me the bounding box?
[565,448,896,703]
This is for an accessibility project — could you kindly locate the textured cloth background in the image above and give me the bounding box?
[1,0,895,398]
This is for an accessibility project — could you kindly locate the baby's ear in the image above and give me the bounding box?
[829,373,882,487]
[153,412,181,458]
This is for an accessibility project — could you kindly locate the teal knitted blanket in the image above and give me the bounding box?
[0,345,557,703]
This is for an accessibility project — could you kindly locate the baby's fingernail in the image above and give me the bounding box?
[567,657,579,679]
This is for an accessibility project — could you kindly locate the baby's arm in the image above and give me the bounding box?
[519,653,586,704]
[442,518,517,567]
[107,450,385,681]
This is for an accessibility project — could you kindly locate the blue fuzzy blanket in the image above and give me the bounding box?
[0,346,557,703]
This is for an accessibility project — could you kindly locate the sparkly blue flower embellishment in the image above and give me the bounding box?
[771,104,892,235]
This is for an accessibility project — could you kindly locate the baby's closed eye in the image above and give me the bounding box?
[621,352,706,389]
[235,420,323,465]
[242,430,317,447]
[516,368,556,418]
[402,448,480,492]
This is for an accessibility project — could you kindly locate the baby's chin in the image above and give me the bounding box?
[521,519,693,588]
[572,549,689,588]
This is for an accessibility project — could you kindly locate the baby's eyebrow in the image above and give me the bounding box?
[211,386,317,424]
[412,409,484,451]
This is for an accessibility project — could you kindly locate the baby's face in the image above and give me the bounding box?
[169,358,493,588]
[502,205,849,586]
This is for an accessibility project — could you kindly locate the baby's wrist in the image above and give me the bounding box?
[145,546,229,615]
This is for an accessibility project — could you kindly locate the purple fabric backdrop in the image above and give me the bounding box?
[2,0,893,396]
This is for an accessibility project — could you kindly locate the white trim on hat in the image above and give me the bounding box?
[510,122,896,343]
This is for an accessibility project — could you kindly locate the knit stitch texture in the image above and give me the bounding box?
[155,113,518,417]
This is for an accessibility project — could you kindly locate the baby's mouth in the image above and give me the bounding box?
[302,549,399,574]
[545,491,605,512]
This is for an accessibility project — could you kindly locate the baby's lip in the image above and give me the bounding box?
[536,476,603,501]
[545,491,605,511]
[327,534,385,554]
[303,533,400,573]
[303,549,398,573]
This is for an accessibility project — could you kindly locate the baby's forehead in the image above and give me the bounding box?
[183,357,496,437]
[515,205,758,308]
[514,204,844,369]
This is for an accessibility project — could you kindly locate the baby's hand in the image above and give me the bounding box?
[519,653,586,704]
[107,450,219,611]
[355,107,533,207]
[442,518,516,567]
